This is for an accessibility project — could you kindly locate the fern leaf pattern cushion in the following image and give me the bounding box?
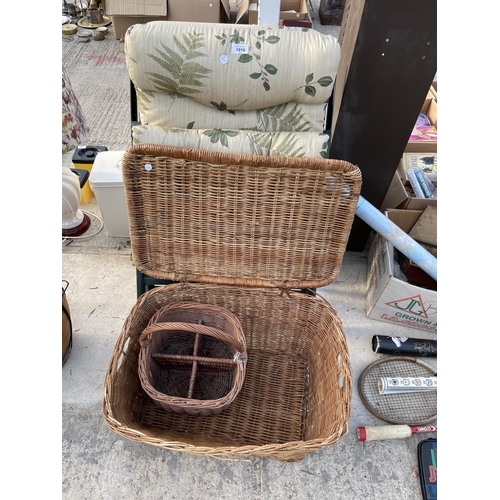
[125,22,340,132]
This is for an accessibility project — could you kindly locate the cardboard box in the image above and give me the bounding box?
[400,206,437,291]
[279,0,310,22]
[400,152,437,186]
[105,0,167,16]
[405,90,437,153]
[111,15,168,38]
[168,0,230,22]
[279,18,313,28]
[246,0,258,24]
[108,0,231,39]
[380,161,437,212]
[237,0,311,25]
[366,209,437,333]
[429,82,437,100]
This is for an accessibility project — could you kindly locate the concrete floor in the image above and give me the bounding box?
[62,3,440,499]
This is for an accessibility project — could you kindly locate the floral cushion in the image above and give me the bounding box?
[125,21,340,157]
[132,125,331,158]
[135,87,328,132]
[126,22,339,124]
[62,66,90,154]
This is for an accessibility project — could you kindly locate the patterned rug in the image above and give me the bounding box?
[62,22,131,167]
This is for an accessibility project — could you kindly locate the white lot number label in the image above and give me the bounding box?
[232,44,249,54]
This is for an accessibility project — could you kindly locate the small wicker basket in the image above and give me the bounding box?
[138,302,247,416]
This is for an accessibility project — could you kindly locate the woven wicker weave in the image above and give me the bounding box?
[103,144,362,462]
[138,302,247,416]
[104,284,352,462]
[121,144,362,289]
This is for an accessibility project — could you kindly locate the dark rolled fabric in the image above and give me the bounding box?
[372,335,437,357]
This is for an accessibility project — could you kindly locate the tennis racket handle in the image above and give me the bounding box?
[357,425,437,441]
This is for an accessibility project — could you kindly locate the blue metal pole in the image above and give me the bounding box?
[355,196,437,281]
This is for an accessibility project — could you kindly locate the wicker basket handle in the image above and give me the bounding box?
[139,321,246,354]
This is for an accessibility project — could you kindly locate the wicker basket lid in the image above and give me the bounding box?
[122,144,362,290]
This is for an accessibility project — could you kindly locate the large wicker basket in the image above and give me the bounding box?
[103,144,362,462]
[138,301,247,416]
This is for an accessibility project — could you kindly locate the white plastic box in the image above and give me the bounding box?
[89,151,130,237]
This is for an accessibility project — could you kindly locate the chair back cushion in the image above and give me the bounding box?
[125,22,341,135]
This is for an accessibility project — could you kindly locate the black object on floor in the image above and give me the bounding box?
[418,438,437,500]
[72,145,108,165]
[372,335,437,357]
[70,168,90,189]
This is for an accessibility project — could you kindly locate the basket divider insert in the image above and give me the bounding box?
[187,320,202,399]
[151,353,237,367]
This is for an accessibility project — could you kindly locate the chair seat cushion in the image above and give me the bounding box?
[132,125,331,158]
